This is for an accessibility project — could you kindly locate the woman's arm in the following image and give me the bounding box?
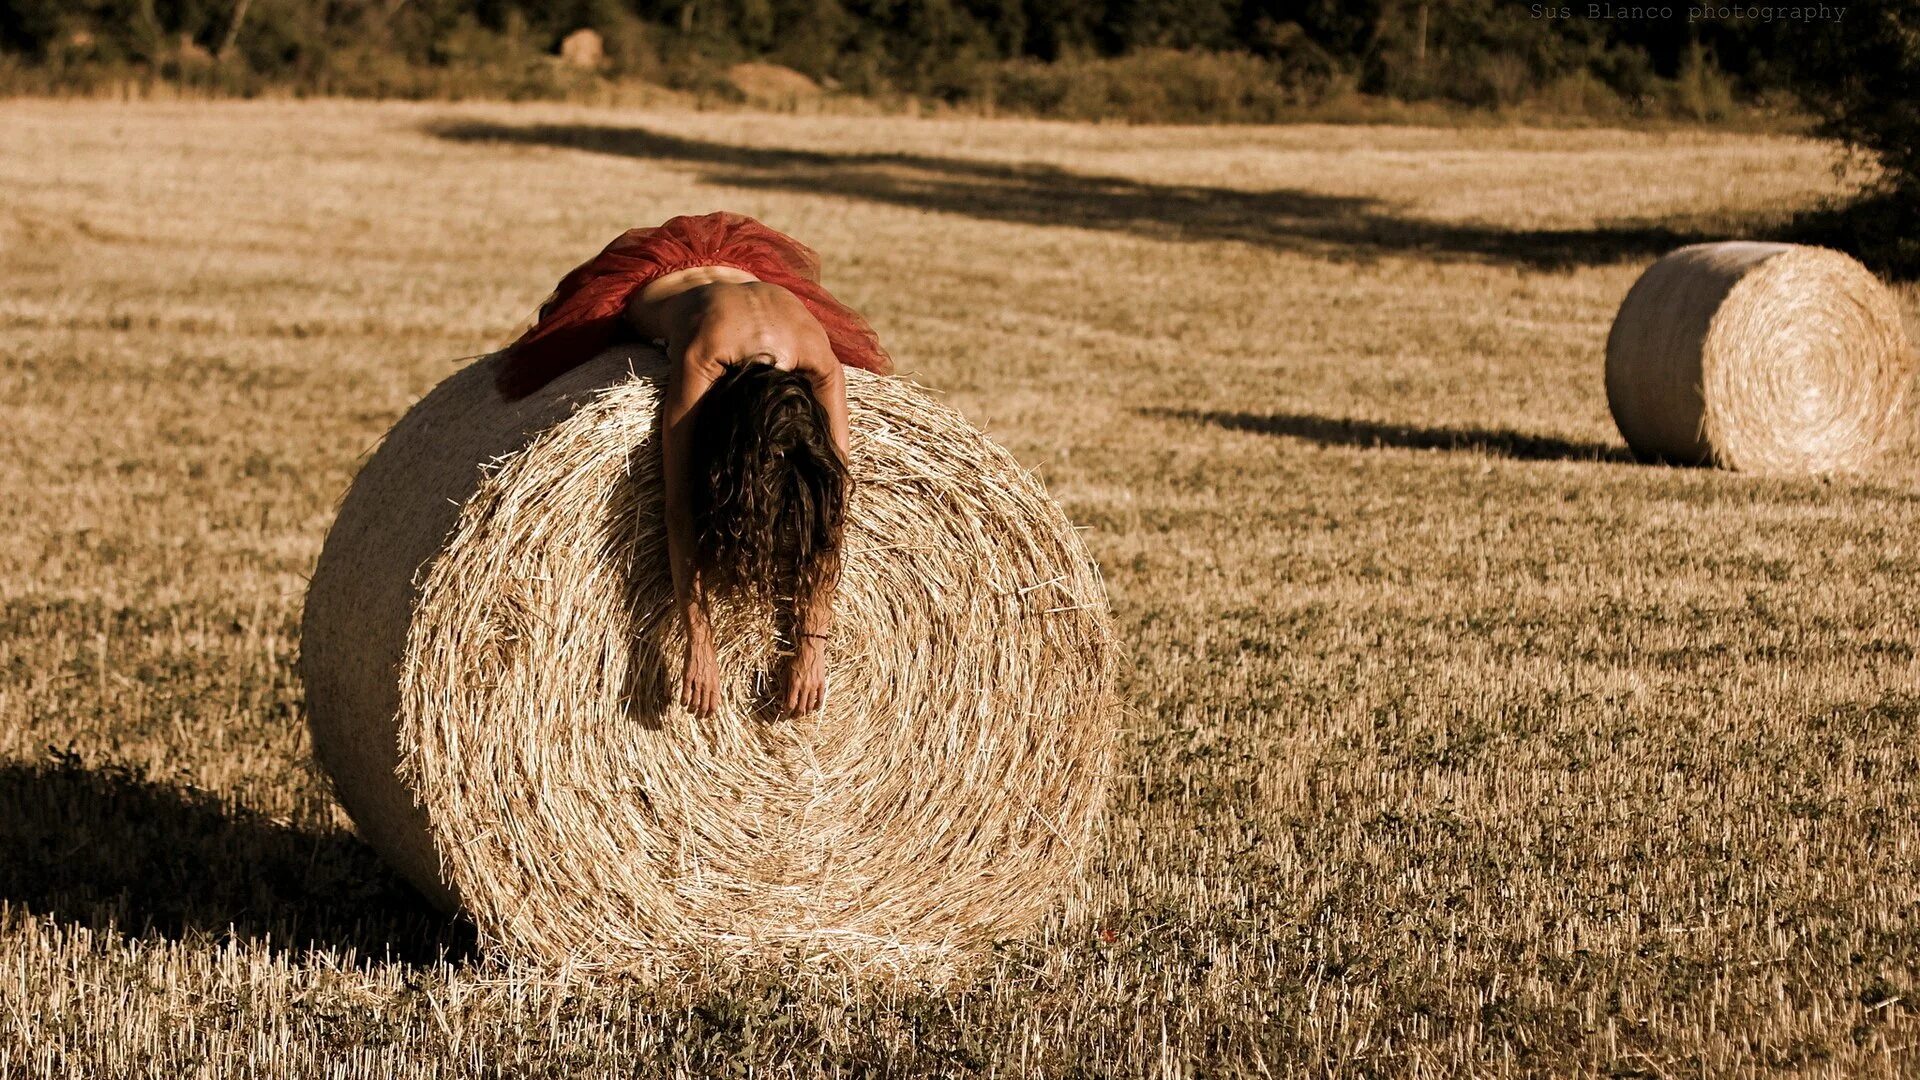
[803,356,851,464]
[784,356,846,716]
[637,276,757,718]
[660,352,721,717]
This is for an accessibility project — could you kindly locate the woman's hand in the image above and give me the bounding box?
[681,616,720,718]
[784,636,828,716]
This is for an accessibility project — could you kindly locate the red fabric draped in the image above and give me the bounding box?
[496,212,893,398]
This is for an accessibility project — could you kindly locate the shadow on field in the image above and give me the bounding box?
[0,755,471,964]
[429,120,1720,271]
[1148,406,1635,463]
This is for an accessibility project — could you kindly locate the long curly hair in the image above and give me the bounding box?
[688,364,849,608]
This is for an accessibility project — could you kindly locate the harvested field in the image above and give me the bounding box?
[1,99,1918,1077]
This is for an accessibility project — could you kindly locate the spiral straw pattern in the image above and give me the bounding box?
[300,348,1118,974]
[1605,242,1913,474]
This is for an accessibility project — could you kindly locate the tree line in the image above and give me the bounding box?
[0,0,1832,109]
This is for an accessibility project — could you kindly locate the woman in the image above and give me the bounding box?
[496,212,893,719]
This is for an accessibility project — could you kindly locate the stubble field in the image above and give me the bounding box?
[2,98,1918,1077]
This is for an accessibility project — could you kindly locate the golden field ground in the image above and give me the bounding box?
[2,99,1918,1077]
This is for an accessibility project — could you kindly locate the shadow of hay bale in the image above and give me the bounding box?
[0,752,471,964]
[1143,407,1635,464]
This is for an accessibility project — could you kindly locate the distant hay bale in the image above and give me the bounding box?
[725,62,825,102]
[557,28,605,70]
[300,348,1119,973]
[1604,241,1913,474]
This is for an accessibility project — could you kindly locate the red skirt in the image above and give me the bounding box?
[497,212,893,398]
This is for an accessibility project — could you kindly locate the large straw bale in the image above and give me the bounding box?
[1605,242,1912,473]
[300,348,1118,971]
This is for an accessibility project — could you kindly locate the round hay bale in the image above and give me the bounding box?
[300,347,1118,972]
[557,28,606,70]
[1604,241,1913,473]
[725,62,824,102]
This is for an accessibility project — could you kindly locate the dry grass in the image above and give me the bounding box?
[1,98,1917,1077]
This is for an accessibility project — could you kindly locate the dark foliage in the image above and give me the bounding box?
[0,0,1835,121]
[1785,2,1920,276]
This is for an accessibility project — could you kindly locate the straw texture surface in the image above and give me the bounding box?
[301,348,1118,973]
[1604,242,1912,473]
